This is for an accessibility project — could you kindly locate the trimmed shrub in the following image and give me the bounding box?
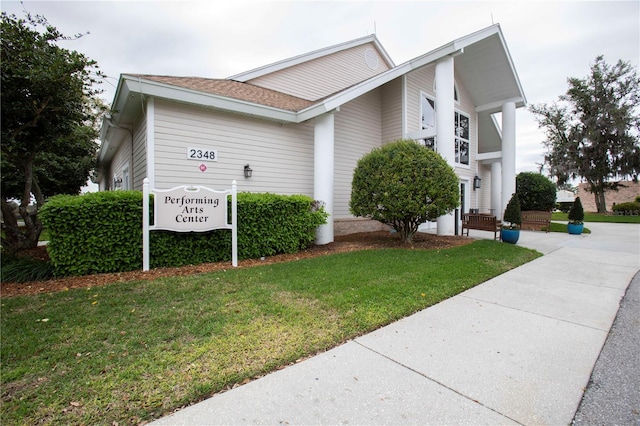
[555,201,573,213]
[350,139,459,243]
[568,197,585,224]
[612,201,640,215]
[503,193,522,229]
[40,191,145,277]
[516,172,556,211]
[40,191,327,276]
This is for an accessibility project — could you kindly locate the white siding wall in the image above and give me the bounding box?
[381,78,403,143]
[405,65,435,134]
[132,116,147,190]
[334,89,383,218]
[110,133,132,190]
[248,43,390,101]
[153,99,315,194]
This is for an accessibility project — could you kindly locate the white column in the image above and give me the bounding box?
[501,101,516,220]
[314,112,335,244]
[435,56,456,236]
[146,97,155,187]
[491,161,502,218]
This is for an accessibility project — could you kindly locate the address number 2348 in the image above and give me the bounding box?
[187,147,218,161]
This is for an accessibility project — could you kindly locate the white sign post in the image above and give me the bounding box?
[143,178,237,271]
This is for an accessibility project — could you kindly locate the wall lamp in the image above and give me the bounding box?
[244,164,253,178]
[473,175,481,190]
[114,177,123,189]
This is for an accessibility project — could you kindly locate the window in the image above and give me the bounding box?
[419,94,470,165]
[455,112,470,165]
[420,94,436,150]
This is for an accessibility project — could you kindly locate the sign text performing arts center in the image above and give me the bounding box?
[142,178,238,270]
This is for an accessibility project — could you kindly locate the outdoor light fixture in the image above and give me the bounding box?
[473,175,481,190]
[114,177,123,189]
[244,164,253,178]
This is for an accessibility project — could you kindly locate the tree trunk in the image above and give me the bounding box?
[596,190,607,213]
[1,158,43,253]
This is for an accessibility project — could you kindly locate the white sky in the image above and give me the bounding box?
[3,0,639,176]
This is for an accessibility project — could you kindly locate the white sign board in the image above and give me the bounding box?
[142,178,237,271]
[153,186,229,232]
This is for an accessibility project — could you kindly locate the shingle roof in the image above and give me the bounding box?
[129,75,315,112]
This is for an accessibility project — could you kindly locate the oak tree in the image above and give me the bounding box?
[1,11,104,252]
[530,56,640,213]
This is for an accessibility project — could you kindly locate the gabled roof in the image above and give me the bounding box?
[228,34,395,82]
[100,24,525,163]
[131,75,314,111]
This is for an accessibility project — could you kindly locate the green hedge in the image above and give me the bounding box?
[40,191,327,277]
[612,201,640,215]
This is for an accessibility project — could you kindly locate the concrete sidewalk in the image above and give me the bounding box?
[152,223,639,425]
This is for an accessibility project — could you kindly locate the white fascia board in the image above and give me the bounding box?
[491,113,503,138]
[98,116,112,163]
[109,74,131,123]
[476,96,526,113]
[495,27,528,106]
[477,151,502,162]
[229,35,379,82]
[372,37,395,68]
[122,77,299,123]
[452,24,501,50]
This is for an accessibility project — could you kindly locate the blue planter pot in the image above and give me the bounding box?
[501,228,520,244]
[567,223,584,235]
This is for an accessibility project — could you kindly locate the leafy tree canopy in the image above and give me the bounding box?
[516,172,557,211]
[530,55,640,213]
[1,11,105,252]
[349,140,459,243]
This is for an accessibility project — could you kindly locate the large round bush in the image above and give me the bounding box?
[350,139,459,242]
[516,172,557,211]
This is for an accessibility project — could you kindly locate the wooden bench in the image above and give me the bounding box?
[462,214,501,240]
[521,210,552,232]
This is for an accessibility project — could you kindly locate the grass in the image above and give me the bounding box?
[1,240,539,425]
[551,212,640,223]
[547,221,591,234]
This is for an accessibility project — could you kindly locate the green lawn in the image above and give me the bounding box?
[551,212,640,223]
[1,240,539,425]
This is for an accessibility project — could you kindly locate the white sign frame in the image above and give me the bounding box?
[143,178,237,271]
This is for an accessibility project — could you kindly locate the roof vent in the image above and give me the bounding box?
[364,48,379,70]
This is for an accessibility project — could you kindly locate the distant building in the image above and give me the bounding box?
[556,190,575,203]
[577,181,640,212]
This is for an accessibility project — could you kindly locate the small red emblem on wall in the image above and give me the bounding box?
[199,164,207,172]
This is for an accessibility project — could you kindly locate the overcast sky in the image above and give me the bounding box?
[3,0,639,176]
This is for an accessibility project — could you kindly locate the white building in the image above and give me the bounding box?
[97,24,526,243]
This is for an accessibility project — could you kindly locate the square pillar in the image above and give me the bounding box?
[314,112,335,244]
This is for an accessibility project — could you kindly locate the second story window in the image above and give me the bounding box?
[421,94,436,150]
[455,112,470,165]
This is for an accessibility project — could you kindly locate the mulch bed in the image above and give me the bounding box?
[1,231,473,298]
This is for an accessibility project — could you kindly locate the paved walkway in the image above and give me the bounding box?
[152,223,639,425]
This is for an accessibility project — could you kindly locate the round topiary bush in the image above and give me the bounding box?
[350,139,459,243]
[516,172,557,211]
